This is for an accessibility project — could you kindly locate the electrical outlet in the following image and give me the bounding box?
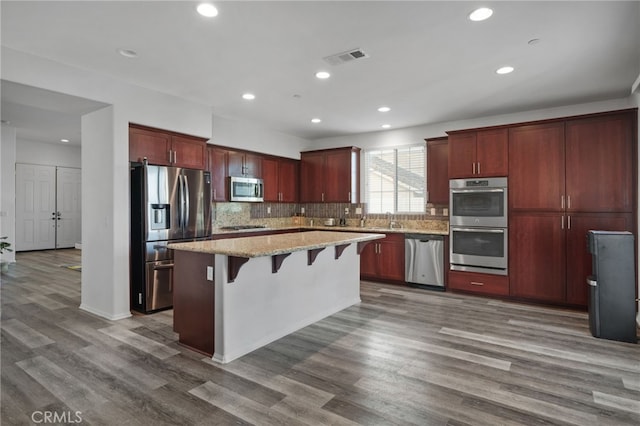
[301,207,305,214]
[206,266,214,281]
[355,207,362,215]
[344,207,349,215]
[267,206,271,214]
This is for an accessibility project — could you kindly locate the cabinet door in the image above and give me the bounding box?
[509,213,566,303]
[377,234,406,282]
[565,213,633,307]
[278,159,299,203]
[171,135,206,170]
[565,113,634,212]
[129,126,171,165]
[324,150,354,202]
[509,123,565,211]
[244,153,263,178]
[359,242,378,278]
[426,138,449,205]
[262,157,279,202]
[227,151,245,177]
[207,146,227,201]
[476,128,508,177]
[448,132,476,178]
[300,152,325,202]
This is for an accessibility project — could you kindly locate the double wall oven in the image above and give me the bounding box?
[450,177,508,275]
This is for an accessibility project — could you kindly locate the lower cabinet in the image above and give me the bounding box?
[360,233,405,283]
[448,270,509,296]
[510,212,633,306]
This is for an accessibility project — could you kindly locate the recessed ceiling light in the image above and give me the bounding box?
[315,71,331,79]
[197,3,218,17]
[311,118,322,123]
[242,93,255,100]
[377,106,391,112]
[469,7,493,21]
[381,124,391,129]
[117,48,138,58]
[496,66,514,75]
[60,139,70,143]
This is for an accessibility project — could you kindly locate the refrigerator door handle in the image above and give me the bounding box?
[586,276,597,287]
[183,174,190,229]
[178,174,185,229]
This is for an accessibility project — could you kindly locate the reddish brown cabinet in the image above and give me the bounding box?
[207,146,228,201]
[360,233,405,283]
[129,124,206,170]
[508,110,637,307]
[509,122,565,211]
[447,128,508,178]
[228,150,262,178]
[448,270,509,296]
[300,147,360,203]
[426,137,449,205]
[509,213,567,303]
[565,112,634,213]
[262,156,299,202]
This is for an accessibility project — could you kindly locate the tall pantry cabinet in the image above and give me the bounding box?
[508,110,636,307]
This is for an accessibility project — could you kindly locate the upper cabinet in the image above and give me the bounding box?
[564,112,634,212]
[447,128,508,178]
[262,156,299,203]
[129,124,207,170]
[206,146,228,202]
[227,150,262,178]
[509,111,635,213]
[425,137,449,205]
[300,147,360,203]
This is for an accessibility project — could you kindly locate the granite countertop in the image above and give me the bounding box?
[168,230,385,257]
[210,225,449,236]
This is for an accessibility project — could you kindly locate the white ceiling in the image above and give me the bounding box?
[1,1,639,145]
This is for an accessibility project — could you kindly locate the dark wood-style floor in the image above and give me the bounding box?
[1,249,639,425]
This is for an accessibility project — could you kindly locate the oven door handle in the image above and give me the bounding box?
[450,188,505,194]
[451,227,505,233]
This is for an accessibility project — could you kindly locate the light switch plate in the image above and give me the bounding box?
[206,266,213,281]
[355,207,362,215]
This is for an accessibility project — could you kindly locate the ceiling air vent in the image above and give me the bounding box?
[323,48,369,66]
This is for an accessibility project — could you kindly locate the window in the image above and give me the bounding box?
[365,145,426,214]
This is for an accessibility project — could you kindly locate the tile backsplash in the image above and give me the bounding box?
[213,202,448,228]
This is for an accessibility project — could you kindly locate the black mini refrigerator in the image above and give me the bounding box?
[586,230,637,343]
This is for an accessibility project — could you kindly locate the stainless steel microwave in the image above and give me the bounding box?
[450,177,507,228]
[229,176,264,202]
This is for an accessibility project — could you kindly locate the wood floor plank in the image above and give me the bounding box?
[98,325,180,359]
[2,319,55,349]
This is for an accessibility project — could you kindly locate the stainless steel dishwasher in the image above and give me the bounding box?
[405,234,444,289]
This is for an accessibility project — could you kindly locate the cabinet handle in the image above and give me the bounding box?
[321,193,325,202]
[348,191,351,202]
[567,215,571,230]
[477,162,481,174]
[561,195,564,209]
[213,189,217,199]
[470,281,484,286]
[561,216,564,230]
[567,195,571,209]
[472,163,476,174]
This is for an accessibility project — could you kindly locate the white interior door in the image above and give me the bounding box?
[55,167,81,248]
[15,164,56,251]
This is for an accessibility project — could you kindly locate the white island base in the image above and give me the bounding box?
[212,244,360,363]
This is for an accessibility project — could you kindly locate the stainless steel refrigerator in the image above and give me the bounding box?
[130,163,211,313]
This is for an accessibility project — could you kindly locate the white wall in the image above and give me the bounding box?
[310,97,638,151]
[211,114,309,159]
[2,47,216,319]
[0,125,17,264]
[16,139,81,168]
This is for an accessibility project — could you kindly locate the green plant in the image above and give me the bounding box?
[0,236,12,254]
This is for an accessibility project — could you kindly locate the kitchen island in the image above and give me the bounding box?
[168,231,384,363]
